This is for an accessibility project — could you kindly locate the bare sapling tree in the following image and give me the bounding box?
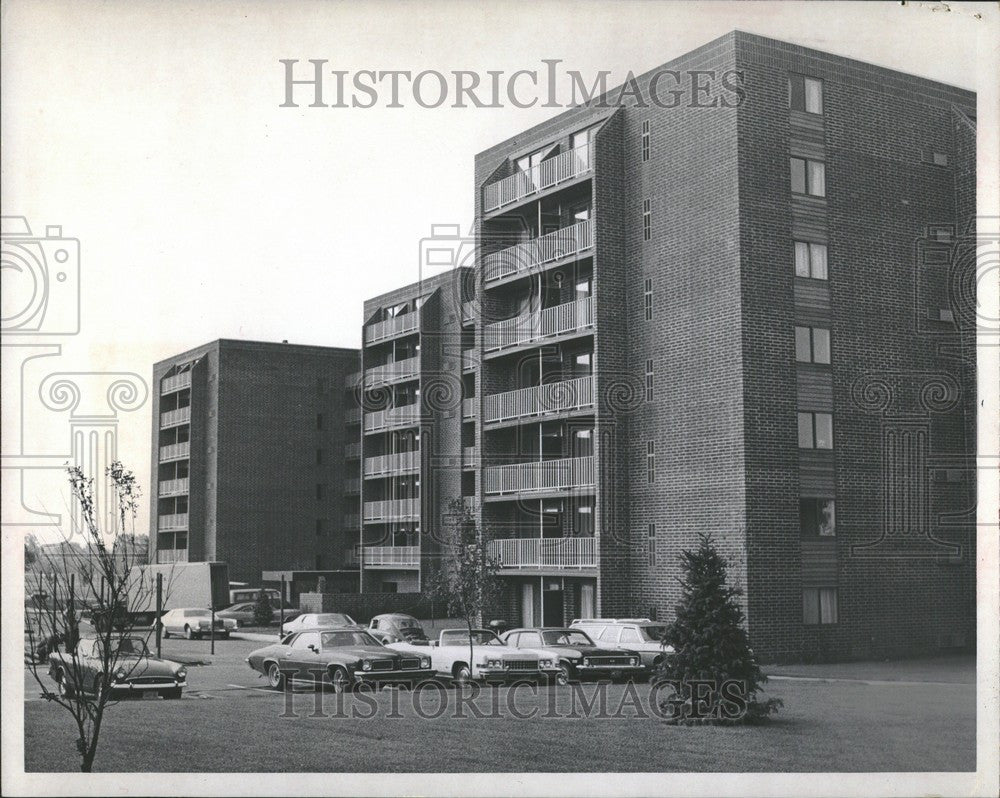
[25,462,166,772]
[428,498,501,683]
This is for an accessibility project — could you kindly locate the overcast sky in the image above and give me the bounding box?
[1,0,995,541]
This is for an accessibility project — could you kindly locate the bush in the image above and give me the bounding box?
[657,535,781,725]
[252,593,274,627]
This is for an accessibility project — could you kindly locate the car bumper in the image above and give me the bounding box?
[574,664,646,679]
[354,669,435,686]
[110,680,186,692]
[477,667,549,682]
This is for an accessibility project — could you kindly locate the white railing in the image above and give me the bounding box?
[484,455,595,495]
[484,143,593,213]
[160,406,191,428]
[488,537,596,569]
[364,404,421,433]
[462,398,476,419]
[345,478,361,494]
[485,375,594,424]
[484,296,594,353]
[345,442,361,459]
[156,548,189,564]
[159,442,190,462]
[161,372,191,394]
[363,498,420,522]
[364,450,420,477]
[461,349,477,371]
[483,219,594,284]
[361,545,420,567]
[365,355,420,388]
[462,446,478,468]
[159,477,189,497]
[158,513,189,531]
[462,301,476,325]
[364,311,420,345]
[343,513,360,529]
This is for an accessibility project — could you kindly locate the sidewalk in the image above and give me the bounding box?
[764,653,975,685]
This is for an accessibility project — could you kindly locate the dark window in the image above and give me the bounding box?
[800,498,836,537]
[648,523,656,566]
[645,359,654,402]
[315,483,325,500]
[316,413,324,430]
[794,241,828,279]
[798,412,834,449]
[646,440,655,484]
[642,199,651,241]
[644,278,653,321]
[641,120,650,162]
[381,581,399,594]
[794,326,831,364]
[789,74,823,114]
[790,157,825,197]
[803,587,837,624]
[316,448,324,465]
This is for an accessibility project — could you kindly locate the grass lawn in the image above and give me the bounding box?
[24,674,975,772]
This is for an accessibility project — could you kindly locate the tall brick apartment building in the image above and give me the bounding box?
[461,31,977,661]
[149,339,362,585]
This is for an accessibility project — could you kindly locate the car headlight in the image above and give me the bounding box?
[176,667,187,680]
[486,658,502,668]
[582,658,590,667]
[630,657,638,667]
[114,668,126,682]
[361,660,372,672]
[420,658,431,669]
[540,659,554,669]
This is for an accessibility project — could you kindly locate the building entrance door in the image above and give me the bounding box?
[543,580,564,626]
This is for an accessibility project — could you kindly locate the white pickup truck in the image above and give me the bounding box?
[387,628,561,683]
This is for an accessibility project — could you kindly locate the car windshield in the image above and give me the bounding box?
[321,630,381,648]
[310,613,354,626]
[115,637,149,657]
[542,630,594,647]
[639,625,667,642]
[442,630,502,646]
[397,619,422,630]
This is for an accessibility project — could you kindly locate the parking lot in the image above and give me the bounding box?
[22,635,976,773]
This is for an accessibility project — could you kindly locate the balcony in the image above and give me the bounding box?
[489,537,596,570]
[364,404,421,434]
[160,406,191,428]
[157,513,189,531]
[461,301,476,326]
[484,455,595,496]
[159,442,190,462]
[345,442,361,459]
[343,513,360,530]
[345,407,362,425]
[345,478,361,494]
[364,450,420,478]
[462,398,477,419]
[159,477,189,497]
[483,143,593,214]
[461,349,478,372]
[364,311,420,345]
[363,498,420,523]
[361,545,420,568]
[484,296,594,354]
[485,375,594,425]
[364,355,421,388]
[462,446,478,469]
[161,372,191,394]
[483,219,594,285]
[156,548,189,564]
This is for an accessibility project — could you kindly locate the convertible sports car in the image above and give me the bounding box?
[246,626,434,692]
[47,636,187,700]
[501,627,645,684]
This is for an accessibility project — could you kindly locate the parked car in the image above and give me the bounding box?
[216,602,300,627]
[47,635,187,699]
[388,628,559,683]
[229,587,282,605]
[159,608,237,639]
[570,618,673,670]
[502,627,645,684]
[245,626,434,692]
[280,612,356,636]
[367,613,429,644]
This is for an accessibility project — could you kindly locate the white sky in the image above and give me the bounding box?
[1,0,995,541]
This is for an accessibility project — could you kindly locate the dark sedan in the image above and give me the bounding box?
[501,627,646,684]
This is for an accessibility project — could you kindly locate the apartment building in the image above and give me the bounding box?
[149,339,362,585]
[467,31,976,661]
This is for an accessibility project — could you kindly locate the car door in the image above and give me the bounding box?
[282,631,323,684]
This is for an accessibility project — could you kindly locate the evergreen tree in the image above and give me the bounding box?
[658,535,781,725]
[252,592,274,627]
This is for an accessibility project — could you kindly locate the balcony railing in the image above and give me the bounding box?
[483,143,593,213]
[462,446,478,468]
[365,311,420,345]
[461,349,477,371]
[361,545,420,568]
[345,477,361,494]
[462,398,477,419]
[485,375,594,425]
[461,301,476,325]
[363,498,420,522]
[161,372,191,394]
[364,404,421,433]
[364,355,421,388]
[364,450,420,478]
[159,442,190,462]
[156,548,189,564]
[158,513,189,531]
[484,296,594,353]
[483,219,595,284]
[159,477,189,497]
[345,442,361,459]
[160,406,191,428]
[484,455,595,496]
[489,537,596,569]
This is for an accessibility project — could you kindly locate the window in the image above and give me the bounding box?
[292,631,321,650]
[798,412,833,449]
[800,498,836,537]
[315,483,325,500]
[381,581,399,594]
[789,74,823,114]
[648,523,656,567]
[316,413,324,431]
[795,327,831,364]
[620,627,640,643]
[643,278,653,321]
[316,448,324,465]
[598,626,620,642]
[646,440,655,483]
[803,587,838,624]
[641,119,650,162]
[790,157,825,197]
[794,241,828,280]
[642,199,651,241]
[645,359,654,401]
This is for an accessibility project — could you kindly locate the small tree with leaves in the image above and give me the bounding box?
[428,498,501,682]
[253,591,274,626]
[658,534,781,725]
[25,462,164,771]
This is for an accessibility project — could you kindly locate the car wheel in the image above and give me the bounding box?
[56,672,75,699]
[266,662,286,690]
[453,663,472,685]
[162,629,170,639]
[329,667,350,694]
[184,625,196,640]
[92,676,104,702]
[160,687,182,699]
[556,662,572,686]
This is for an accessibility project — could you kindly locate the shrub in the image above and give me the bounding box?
[252,592,274,627]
